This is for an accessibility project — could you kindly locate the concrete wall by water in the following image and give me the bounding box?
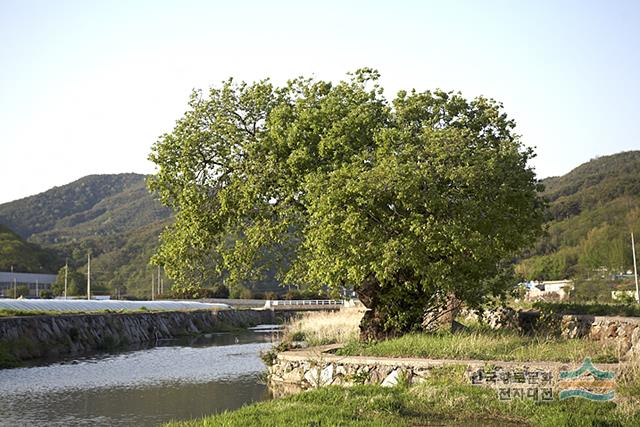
[0,309,276,363]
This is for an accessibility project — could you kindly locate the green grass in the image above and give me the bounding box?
[532,302,640,317]
[335,327,619,363]
[166,365,640,426]
[0,309,78,317]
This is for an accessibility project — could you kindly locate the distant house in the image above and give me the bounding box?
[525,280,573,301]
[0,272,57,297]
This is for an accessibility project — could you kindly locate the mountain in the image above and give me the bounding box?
[517,151,640,280]
[542,151,640,221]
[0,224,60,273]
[0,174,173,296]
[0,173,171,243]
[2,151,637,297]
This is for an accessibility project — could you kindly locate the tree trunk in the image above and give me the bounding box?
[356,275,388,341]
[355,274,425,341]
[421,292,462,333]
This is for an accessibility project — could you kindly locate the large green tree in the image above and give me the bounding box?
[149,69,545,338]
[51,266,86,297]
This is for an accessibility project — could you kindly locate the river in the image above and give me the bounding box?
[0,327,279,426]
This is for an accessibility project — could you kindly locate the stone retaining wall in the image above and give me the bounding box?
[561,316,640,359]
[268,345,624,396]
[469,309,640,361]
[268,312,640,395]
[0,309,276,364]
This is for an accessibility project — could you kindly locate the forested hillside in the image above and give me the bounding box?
[0,174,173,296]
[0,224,60,273]
[0,173,288,298]
[517,151,640,280]
[1,152,637,297]
[0,174,171,243]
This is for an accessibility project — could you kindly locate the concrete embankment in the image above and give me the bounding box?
[0,309,278,365]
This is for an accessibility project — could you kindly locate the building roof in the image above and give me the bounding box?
[0,272,57,284]
[541,280,573,285]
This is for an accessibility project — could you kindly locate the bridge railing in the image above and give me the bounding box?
[263,299,344,309]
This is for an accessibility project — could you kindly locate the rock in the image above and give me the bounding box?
[413,369,431,379]
[303,366,333,387]
[282,367,304,383]
[381,369,402,387]
[460,308,480,323]
[484,307,519,330]
[369,368,385,384]
[303,367,321,387]
[321,365,334,385]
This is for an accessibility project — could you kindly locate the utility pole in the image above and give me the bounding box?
[87,253,91,301]
[11,265,16,299]
[632,232,639,303]
[64,260,68,299]
[151,271,155,301]
[36,279,39,298]
[157,266,161,297]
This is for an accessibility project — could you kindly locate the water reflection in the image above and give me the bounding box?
[0,329,279,426]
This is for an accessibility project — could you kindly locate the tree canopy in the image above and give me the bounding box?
[51,266,86,297]
[149,69,545,336]
[0,224,60,273]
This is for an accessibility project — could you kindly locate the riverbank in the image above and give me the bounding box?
[0,309,280,367]
[166,365,640,426]
[167,309,640,426]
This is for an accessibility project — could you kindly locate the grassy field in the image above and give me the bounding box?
[283,309,621,363]
[164,310,639,426]
[336,328,620,363]
[166,364,640,426]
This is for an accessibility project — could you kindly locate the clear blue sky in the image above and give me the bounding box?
[1,0,638,203]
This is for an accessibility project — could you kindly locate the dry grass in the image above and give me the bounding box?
[617,360,640,414]
[283,310,623,364]
[283,308,364,346]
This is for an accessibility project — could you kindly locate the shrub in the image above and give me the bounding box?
[39,290,54,299]
[533,301,640,317]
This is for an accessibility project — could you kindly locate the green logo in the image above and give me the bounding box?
[558,358,615,401]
